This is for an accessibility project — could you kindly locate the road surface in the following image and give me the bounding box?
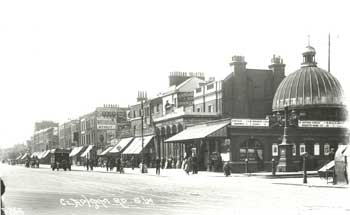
[0,164,349,215]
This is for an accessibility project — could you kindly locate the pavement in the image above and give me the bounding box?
[1,164,349,215]
[39,164,348,188]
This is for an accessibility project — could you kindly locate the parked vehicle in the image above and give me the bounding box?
[50,149,71,171]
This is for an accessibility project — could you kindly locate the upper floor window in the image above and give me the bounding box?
[196,88,202,93]
[314,143,320,156]
[208,105,212,113]
[324,143,330,155]
[156,104,160,112]
[292,143,296,156]
[272,143,278,156]
[197,107,201,112]
[207,83,214,90]
[300,143,306,155]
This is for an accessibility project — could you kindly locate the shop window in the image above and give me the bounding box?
[240,139,263,161]
[314,143,320,156]
[292,143,296,156]
[272,144,278,156]
[324,144,330,155]
[300,144,306,155]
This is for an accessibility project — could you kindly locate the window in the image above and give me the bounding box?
[207,83,214,90]
[292,143,296,156]
[196,88,202,93]
[156,104,160,113]
[272,144,278,156]
[240,139,263,161]
[133,110,136,118]
[300,143,306,155]
[197,107,201,112]
[174,98,177,107]
[208,105,212,113]
[314,143,320,156]
[324,144,330,155]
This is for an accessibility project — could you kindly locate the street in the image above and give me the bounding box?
[1,164,349,215]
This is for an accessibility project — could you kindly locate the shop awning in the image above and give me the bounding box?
[69,146,84,157]
[343,145,350,156]
[109,137,134,153]
[20,153,28,160]
[122,135,154,154]
[36,151,45,159]
[98,146,114,156]
[80,145,94,157]
[16,154,23,160]
[165,120,230,142]
[40,150,51,159]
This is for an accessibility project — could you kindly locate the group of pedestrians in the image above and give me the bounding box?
[105,158,125,174]
[182,156,198,175]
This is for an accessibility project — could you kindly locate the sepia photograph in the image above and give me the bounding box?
[0,0,349,215]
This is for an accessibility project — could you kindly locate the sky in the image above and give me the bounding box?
[1,0,349,148]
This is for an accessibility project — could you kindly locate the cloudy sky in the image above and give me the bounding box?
[0,0,349,148]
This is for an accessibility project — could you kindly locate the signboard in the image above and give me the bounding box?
[97,117,116,130]
[221,153,230,162]
[231,119,269,127]
[97,125,116,130]
[298,120,346,128]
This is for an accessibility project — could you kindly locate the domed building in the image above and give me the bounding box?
[225,46,348,173]
[272,46,346,121]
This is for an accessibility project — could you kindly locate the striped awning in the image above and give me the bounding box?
[122,136,154,155]
[98,146,114,156]
[109,137,134,153]
[165,120,230,142]
[69,146,85,157]
[80,145,94,157]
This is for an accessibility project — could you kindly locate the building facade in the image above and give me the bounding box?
[58,119,80,149]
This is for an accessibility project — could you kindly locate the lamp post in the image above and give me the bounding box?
[276,106,293,172]
[137,91,147,173]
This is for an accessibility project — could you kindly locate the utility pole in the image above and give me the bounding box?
[137,91,147,173]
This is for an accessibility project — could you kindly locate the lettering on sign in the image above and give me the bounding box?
[298,120,345,128]
[231,119,269,127]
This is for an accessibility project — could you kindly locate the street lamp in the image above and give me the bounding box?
[137,91,147,173]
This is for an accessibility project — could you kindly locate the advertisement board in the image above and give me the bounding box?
[231,119,269,127]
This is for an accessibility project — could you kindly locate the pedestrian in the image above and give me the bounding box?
[86,159,90,171]
[106,158,110,172]
[1,177,5,215]
[183,158,190,175]
[89,159,94,171]
[155,157,161,176]
[131,156,135,170]
[119,159,125,174]
[117,158,121,173]
[223,161,231,177]
[192,156,198,174]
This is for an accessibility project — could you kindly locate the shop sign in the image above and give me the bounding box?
[298,120,346,128]
[231,119,269,127]
[97,125,116,130]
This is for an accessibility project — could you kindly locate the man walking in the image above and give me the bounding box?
[155,157,161,176]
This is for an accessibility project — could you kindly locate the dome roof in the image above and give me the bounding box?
[272,47,344,111]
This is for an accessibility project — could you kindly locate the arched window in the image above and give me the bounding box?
[272,143,278,156]
[314,143,320,156]
[300,143,306,155]
[324,143,330,155]
[240,139,263,161]
[292,143,296,156]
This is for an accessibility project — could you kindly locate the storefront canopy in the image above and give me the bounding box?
[122,136,154,154]
[109,137,134,153]
[69,146,84,157]
[36,151,45,159]
[20,153,28,160]
[16,154,23,160]
[98,146,114,156]
[165,120,230,142]
[80,145,94,157]
[40,150,51,159]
